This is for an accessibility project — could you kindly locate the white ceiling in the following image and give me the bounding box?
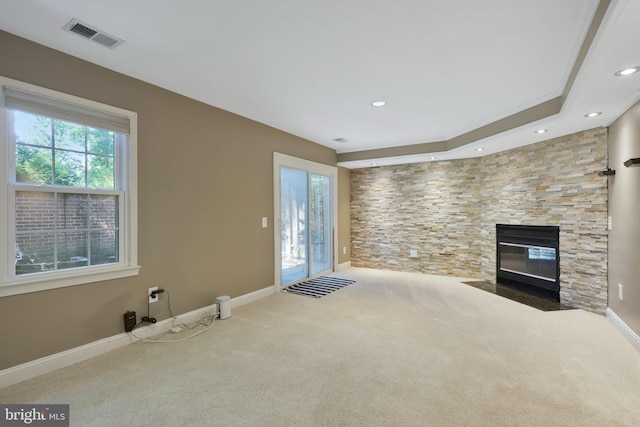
[1,0,639,168]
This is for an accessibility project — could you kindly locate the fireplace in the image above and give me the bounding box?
[496,224,560,302]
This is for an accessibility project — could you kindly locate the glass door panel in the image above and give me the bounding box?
[280,167,308,285]
[310,173,331,275]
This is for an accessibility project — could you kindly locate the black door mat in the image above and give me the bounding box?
[461,280,574,312]
[283,276,355,298]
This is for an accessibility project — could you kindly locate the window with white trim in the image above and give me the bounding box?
[1,76,139,297]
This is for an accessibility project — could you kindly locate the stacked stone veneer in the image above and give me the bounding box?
[351,128,609,313]
[351,159,483,277]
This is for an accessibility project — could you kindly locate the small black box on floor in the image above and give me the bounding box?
[124,311,136,332]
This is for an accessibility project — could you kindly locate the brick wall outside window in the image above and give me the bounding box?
[15,192,117,266]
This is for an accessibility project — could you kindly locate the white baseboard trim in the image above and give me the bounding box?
[230,286,274,309]
[0,286,274,389]
[336,261,351,271]
[0,333,132,390]
[606,307,640,352]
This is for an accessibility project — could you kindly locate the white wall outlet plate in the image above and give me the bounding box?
[148,286,158,304]
[410,250,418,257]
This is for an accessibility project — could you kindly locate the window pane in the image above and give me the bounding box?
[57,231,88,270]
[87,128,114,156]
[54,120,85,151]
[15,192,56,233]
[15,231,55,275]
[87,155,115,189]
[16,145,53,184]
[14,111,52,147]
[54,150,85,187]
[90,195,118,228]
[13,113,119,190]
[57,193,88,230]
[91,230,119,265]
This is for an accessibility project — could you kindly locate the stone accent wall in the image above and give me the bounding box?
[351,160,483,277]
[480,128,609,312]
[351,128,609,313]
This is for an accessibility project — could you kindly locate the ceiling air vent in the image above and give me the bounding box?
[63,18,124,49]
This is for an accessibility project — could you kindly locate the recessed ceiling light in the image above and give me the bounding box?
[615,66,640,77]
[429,156,437,160]
[333,137,348,143]
[371,101,386,107]
[534,129,548,134]
[584,112,602,117]
[475,148,484,152]
[371,162,379,166]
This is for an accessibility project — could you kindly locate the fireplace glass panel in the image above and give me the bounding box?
[499,243,557,282]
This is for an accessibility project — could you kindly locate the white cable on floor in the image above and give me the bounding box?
[130,313,218,343]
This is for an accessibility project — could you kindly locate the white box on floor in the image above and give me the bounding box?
[217,295,231,319]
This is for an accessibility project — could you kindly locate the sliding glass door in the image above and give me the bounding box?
[275,154,336,288]
[280,167,309,284]
[310,173,331,275]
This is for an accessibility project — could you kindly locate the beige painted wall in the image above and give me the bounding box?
[337,167,351,265]
[0,31,338,370]
[608,99,640,335]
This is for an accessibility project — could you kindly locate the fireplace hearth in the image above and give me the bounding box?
[496,224,560,302]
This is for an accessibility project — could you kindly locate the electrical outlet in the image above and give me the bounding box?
[343,246,347,254]
[410,249,418,258]
[619,283,623,301]
[148,286,158,304]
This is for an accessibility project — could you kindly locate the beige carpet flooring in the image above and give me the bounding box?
[2,267,640,426]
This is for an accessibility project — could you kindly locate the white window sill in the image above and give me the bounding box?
[0,265,141,298]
